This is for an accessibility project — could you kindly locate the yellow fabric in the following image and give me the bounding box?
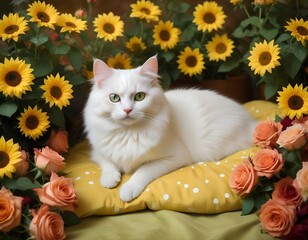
[64,100,279,217]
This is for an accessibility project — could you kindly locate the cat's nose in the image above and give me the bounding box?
[124,108,132,114]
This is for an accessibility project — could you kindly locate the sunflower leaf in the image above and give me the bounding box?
[68,48,83,71]
[31,56,53,78]
[29,34,49,47]
[48,107,65,128]
[0,102,18,117]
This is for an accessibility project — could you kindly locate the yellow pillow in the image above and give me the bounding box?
[64,100,279,217]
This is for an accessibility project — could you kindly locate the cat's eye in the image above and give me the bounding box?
[109,93,120,103]
[134,92,146,101]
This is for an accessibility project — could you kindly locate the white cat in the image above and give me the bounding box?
[83,55,257,202]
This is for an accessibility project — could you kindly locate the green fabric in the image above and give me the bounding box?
[66,210,274,240]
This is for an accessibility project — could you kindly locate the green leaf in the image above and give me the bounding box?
[283,54,302,79]
[218,54,241,73]
[66,74,87,85]
[49,107,65,127]
[31,56,53,77]
[162,51,175,62]
[30,34,48,47]
[260,27,279,41]
[276,33,291,43]
[292,41,308,62]
[61,211,81,226]
[241,195,255,215]
[264,82,279,100]
[3,177,41,191]
[0,102,18,117]
[168,2,190,13]
[181,24,197,42]
[68,48,83,71]
[54,45,70,55]
[241,16,263,29]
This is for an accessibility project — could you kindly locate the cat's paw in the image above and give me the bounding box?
[119,182,144,202]
[100,171,121,189]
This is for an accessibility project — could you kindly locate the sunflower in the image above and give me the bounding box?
[27,0,59,29]
[277,84,308,119]
[247,40,281,77]
[0,58,35,98]
[107,53,132,69]
[177,47,205,77]
[130,0,161,23]
[93,12,124,42]
[56,13,87,33]
[0,137,21,179]
[126,36,146,53]
[0,13,29,42]
[229,0,242,5]
[205,34,235,62]
[285,18,308,46]
[18,106,50,140]
[153,21,181,51]
[41,73,73,110]
[193,1,226,33]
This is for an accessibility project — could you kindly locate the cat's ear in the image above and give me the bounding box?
[93,59,113,88]
[140,55,160,86]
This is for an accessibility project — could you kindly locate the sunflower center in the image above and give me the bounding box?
[66,21,77,29]
[159,30,170,41]
[26,115,39,130]
[203,12,216,24]
[258,52,272,66]
[37,11,50,23]
[0,151,10,169]
[5,71,22,87]
[186,56,197,68]
[288,95,304,110]
[132,43,141,52]
[297,26,308,36]
[215,43,227,54]
[113,63,124,69]
[4,25,19,34]
[103,23,115,34]
[140,8,150,15]
[50,86,62,99]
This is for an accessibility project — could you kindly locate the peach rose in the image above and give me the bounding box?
[252,148,284,178]
[254,0,273,5]
[229,159,259,196]
[259,199,296,238]
[293,116,308,131]
[253,120,283,148]
[272,177,303,206]
[34,146,65,175]
[29,204,65,240]
[293,162,308,201]
[0,187,23,233]
[34,172,77,212]
[277,124,306,150]
[15,150,29,177]
[47,129,69,154]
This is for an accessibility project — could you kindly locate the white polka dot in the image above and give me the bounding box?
[163,194,169,200]
[88,181,95,185]
[114,207,120,213]
[205,179,209,184]
[213,198,219,204]
[85,171,90,175]
[193,188,199,193]
[203,163,208,166]
[75,177,81,181]
[197,162,204,165]
[225,193,230,198]
[219,173,225,178]
[224,160,229,163]
[184,184,189,189]
[215,162,221,165]
[191,166,195,169]
[145,188,150,192]
[177,181,181,185]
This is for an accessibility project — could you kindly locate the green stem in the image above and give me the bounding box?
[34,28,40,60]
[98,40,105,58]
[200,31,207,45]
[241,3,251,18]
[139,20,144,38]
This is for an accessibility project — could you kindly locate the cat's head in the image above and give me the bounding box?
[90,55,166,127]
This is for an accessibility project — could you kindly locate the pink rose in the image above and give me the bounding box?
[29,204,65,240]
[253,120,282,148]
[47,129,69,154]
[252,148,284,178]
[259,199,296,238]
[15,150,29,177]
[34,172,78,212]
[292,116,308,132]
[272,177,303,206]
[0,187,23,233]
[277,124,306,150]
[229,159,259,196]
[293,162,308,201]
[34,146,65,175]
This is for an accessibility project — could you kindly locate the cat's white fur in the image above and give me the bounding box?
[84,56,257,202]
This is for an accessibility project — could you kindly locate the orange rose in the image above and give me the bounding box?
[47,129,69,154]
[259,199,296,238]
[253,120,282,148]
[29,204,65,240]
[15,150,29,177]
[277,124,306,150]
[34,172,77,212]
[0,187,23,233]
[34,146,65,175]
[252,148,284,178]
[293,162,308,201]
[272,177,303,206]
[229,159,259,196]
